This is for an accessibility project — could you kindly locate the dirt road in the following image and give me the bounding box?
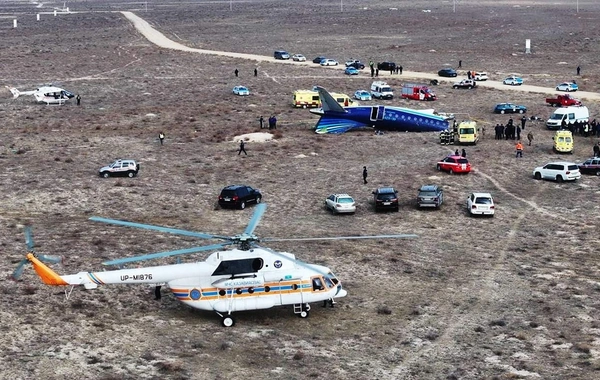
[121,11,600,102]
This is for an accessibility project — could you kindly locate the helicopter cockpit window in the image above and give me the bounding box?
[212,258,264,276]
[325,272,339,285]
[312,277,325,291]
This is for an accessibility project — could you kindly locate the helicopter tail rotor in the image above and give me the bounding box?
[12,226,63,280]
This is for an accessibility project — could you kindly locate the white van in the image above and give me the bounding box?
[370,81,394,100]
[546,106,589,130]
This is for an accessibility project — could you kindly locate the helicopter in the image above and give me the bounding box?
[14,204,417,327]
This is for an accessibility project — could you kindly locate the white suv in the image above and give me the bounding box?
[532,162,581,182]
[467,192,495,216]
[99,159,140,178]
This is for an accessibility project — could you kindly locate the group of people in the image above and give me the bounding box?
[259,115,278,130]
[368,60,403,78]
[561,118,600,138]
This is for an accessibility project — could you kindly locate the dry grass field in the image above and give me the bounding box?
[1,1,600,379]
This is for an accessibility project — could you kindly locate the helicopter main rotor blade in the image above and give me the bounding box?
[262,234,418,242]
[12,259,29,280]
[90,217,230,240]
[24,226,34,251]
[243,203,267,237]
[38,254,63,264]
[102,242,233,266]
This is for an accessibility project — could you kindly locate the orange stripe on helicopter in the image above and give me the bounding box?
[26,253,68,286]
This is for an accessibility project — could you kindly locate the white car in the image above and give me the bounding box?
[233,86,250,96]
[555,82,578,92]
[473,72,488,81]
[503,76,523,85]
[292,54,306,62]
[324,194,356,214]
[467,192,495,216]
[354,90,372,101]
[533,162,581,182]
[320,59,338,66]
[99,159,140,178]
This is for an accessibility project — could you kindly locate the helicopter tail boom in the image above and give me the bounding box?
[26,253,68,286]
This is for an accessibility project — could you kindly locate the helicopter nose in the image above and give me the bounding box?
[334,285,347,298]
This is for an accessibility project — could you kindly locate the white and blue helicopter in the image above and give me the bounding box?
[14,204,416,327]
[6,85,75,105]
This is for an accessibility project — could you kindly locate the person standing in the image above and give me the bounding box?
[521,115,526,130]
[458,60,462,68]
[254,68,258,77]
[593,143,600,158]
[515,141,524,158]
[158,132,165,145]
[527,131,534,146]
[461,148,467,158]
[516,125,522,141]
[399,66,403,74]
[375,68,379,77]
[455,149,459,156]
[76,94,81,106]
[259,115,264,129]
[234,68,239,77]
[362,166,368,184]
[577,65,581,76]
[238,140,247,155]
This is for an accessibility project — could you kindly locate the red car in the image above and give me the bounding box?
[436,155,471,174]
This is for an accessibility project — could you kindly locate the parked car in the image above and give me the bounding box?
[417,185,443,208]
[345,60,365,69]
[493,103,527,114]
[292,54,306,62]
[344,67,359,75]
[320,59,338,66]
[324,194,356,214]
[578,157,600,175]
[313,56,327,64]
[372,187,399,212]
[452,79,476,89]
[532,162,581,182]
[354,90,372,101]
[218,185,262,209]
[473,72,489,81]
[503,76,523,85]
[436,155,471,174]
[467,192,495,216]
[273,50,290,60]
[438,68,457,77]
[232,86,250,96]
[98,159,140,178]
[377,62,397,71]
[556,82,578,92]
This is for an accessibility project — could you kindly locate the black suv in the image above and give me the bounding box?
[372,187,399,212]
[377,62,397,71]
[218,185,262,209]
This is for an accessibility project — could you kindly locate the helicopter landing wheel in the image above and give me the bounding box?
[222,316,235,327]
[299,310,309,318]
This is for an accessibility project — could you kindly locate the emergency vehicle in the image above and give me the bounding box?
[292,90,355,108]
[457,121,479,145]
[400,84,437,101]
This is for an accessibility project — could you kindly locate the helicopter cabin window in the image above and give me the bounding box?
[312,276,325,291]
[212,258,264,276]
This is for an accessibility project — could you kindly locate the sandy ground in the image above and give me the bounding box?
[1,1,600,380]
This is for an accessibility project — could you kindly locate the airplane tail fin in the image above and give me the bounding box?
[6,86,20,98]
[26,253,68,286]
[315,86,346,113]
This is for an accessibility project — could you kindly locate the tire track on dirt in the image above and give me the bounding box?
[395,186,543,377]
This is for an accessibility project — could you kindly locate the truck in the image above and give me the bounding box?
[370,81,394,99]
[546,106,589,130]
[401,84,436,101]
[545,94,582,107]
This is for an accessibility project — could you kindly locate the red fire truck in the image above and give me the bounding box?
[401,84,437,101]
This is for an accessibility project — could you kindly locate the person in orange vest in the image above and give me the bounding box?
[516,141,524,158]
